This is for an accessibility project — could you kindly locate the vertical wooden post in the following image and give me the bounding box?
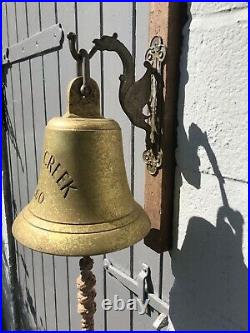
[144,3,185,252]
[77,256,96,330]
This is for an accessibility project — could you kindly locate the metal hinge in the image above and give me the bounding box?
[2,23,63,65]
[104,258,169,330]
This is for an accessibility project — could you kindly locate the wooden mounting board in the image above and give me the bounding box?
[144,2,186,252]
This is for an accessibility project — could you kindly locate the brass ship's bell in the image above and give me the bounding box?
[12,77,151,256]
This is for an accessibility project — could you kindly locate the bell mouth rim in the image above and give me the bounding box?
[12,205,151,256]
[24,204,143,234]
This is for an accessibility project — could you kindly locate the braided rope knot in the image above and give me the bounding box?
[77,256,96,331]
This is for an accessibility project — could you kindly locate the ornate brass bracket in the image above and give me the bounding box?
[67,32,166,175]
[143,36,166,175]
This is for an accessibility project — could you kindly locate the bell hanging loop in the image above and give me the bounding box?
[67,32,91,97]
[78,49,91,97]
[67,32,82,62]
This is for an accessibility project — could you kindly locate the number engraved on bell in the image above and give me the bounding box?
[34,189,44,204]
[43,150,78,198]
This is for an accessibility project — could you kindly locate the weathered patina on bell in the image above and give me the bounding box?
[12,77,150,256]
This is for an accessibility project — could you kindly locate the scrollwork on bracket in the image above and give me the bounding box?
[67,33,166,175]
[143,36,166,175]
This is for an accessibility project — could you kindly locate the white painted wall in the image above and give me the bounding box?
[169,2,248,330]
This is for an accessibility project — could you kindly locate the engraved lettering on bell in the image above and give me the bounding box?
[43,150,78,198]
[34,188,44,204]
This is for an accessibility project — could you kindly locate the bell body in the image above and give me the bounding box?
[12,78,150,256]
